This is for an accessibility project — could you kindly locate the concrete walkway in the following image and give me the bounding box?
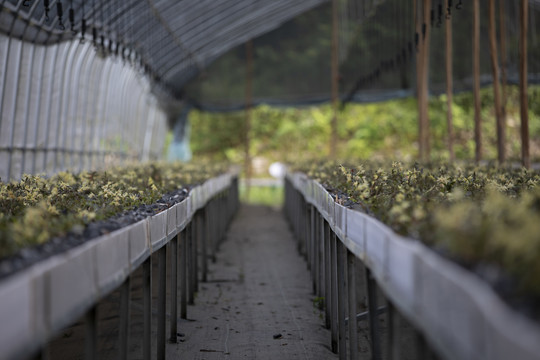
[168,204,337,359]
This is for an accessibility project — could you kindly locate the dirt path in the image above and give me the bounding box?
[167,204,337,359]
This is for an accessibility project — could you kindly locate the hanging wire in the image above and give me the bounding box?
[127,0,135,65]
[81,0,87,42]
[57,2,65,30]
[44,0,50,21]
[99,0,106,53]
[431,0,435,27]
[113,1,121,58]
[437,0,443,27]
[69,0,75,34]
[92,0,98,48]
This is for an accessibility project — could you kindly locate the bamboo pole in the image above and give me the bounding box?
[488,0,505,164]
[244,40,253,199]
[520,0,530,168]
[330,0,339,159]
[473,0,482,163]
[445,0,455,161]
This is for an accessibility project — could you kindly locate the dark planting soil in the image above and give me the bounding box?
[323,184,540,323]
[0,186,192,281]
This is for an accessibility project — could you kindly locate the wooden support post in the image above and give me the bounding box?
[520,0,530,168]
[330,0,339,159]
[499,0,508,139]
[416,0,431,161]
[245,40,253,199]
[445,0,455,161]
[415,0,423,160]
[488,0,505,164]
[421,0,432,160]
[473,0,482,163]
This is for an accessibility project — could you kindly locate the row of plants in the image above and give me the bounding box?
[295,161,540,315]
[0,162,228,259]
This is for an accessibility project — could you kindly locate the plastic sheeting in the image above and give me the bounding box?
[0,34,167,181]
[167,105,192,162]
[0,0,330,181]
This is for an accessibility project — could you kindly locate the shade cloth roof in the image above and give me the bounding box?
[0,0,328,97]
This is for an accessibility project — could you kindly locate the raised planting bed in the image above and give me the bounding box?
[285,162,540,360]
[0,163,239,360]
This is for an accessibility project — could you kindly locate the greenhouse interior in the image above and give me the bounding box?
[1,0,540,359]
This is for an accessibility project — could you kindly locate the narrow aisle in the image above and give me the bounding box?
[167,204,337,359]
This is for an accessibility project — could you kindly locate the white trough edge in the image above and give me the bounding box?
[0,170,238,360]
[287,172,540,360]
[0,269,34,360]
[150,210,168,251]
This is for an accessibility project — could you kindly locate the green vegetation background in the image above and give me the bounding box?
[189,87,540,174]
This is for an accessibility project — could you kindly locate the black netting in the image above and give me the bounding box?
[185,0,540,110]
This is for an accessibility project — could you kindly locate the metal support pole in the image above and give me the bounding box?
[84,306,97,360]
[416,330,428,360]
[206,205,215,264]
[313,210,319,295]
[180,232,188,319]
[318,214,324,298]
[157,246,166,360]
[194,217,199,293]
[214,199,218,245]
[188,223,195,305]
[388,302,401,360]
[200,212,208,282]
[331,232,338,353]
[306,204,311,263]
[366,268,382,360]
[337,241,347,359]
[170,236,178,343]
[119,277,131,360]
[347,250,358,360]
[324,221,332,330]
[306,205,312,270]
[310,205,316,294]
[143,257,152,360]
[35,347,50,360]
